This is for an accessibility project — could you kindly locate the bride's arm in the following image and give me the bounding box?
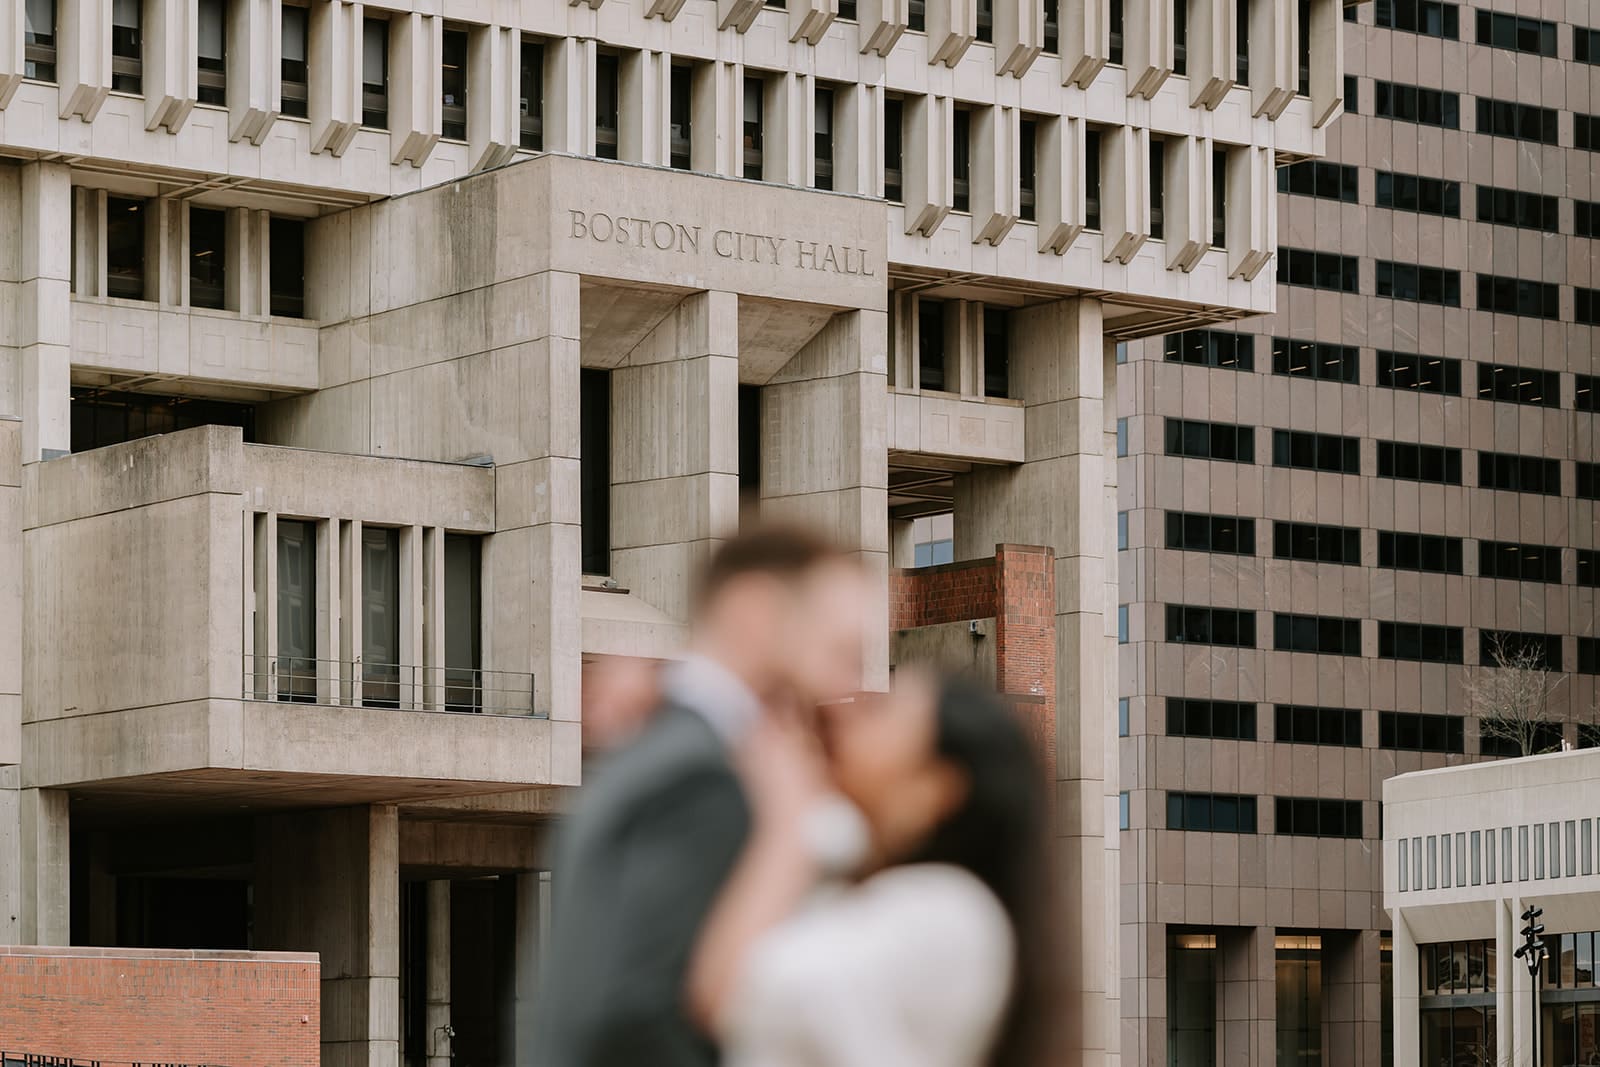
[686,715,828,1034]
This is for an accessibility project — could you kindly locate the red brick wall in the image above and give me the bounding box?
[892,543,1056,767]
[0,946,320,1067]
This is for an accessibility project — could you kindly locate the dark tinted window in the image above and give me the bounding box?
[1275,797,1364,838]
[1476,274,1560,319]
[883,98,902,201]
[1375,0,1458,37]
[1277,161,1359,202]
[1576,375,1598,414]
[1165,419,1256,463]
[70,388,256,454]
[1580,288,1600,327]
[1475,186,1559,231]
[1479,630,1562,671]
[1278,248,1361,292]
[1166,605,1258,648]
[1168,792,1258,833]
[1475,10,1556,53]
[1164,330,1255,371]
[1379,712,1465,753]
[1574,550,1599,588]
[1376,261,1461,305]
[580,369,611,575]
[1578,201,1600,238]
[1274,705,1363,747]
[1166,512,1257,555]
[1378,622,1465,663]
[1480,721,1564,757]
[1374,81,1460,127]
[1377,531,1463,574]
[1273,613,1363,655]
[1167,699,1258,740]
[106,196,146,301]
[1579,26,1600,63]
[1476,363,1559,407]
[1478,541,1561,583]
[1474,98,1559,144]
[1478,451,1561,495]
[1272,338,1359,382]
[1576,114,1600,152]
[1375,171,1460,217]
[268,217,305,319]
[1377,441,1462,484]
[1273,522,1361,564]
[189,206,226,310]
[1581,463,1600,501]
[1580,638,1600,674]
[1271,430,1361,474]
[1376,351,1461,394]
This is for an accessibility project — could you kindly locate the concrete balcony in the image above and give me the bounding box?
[887,387,1024,465]
[21,425,578,814]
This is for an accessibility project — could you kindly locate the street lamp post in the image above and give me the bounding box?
[1514,904,1547,1067]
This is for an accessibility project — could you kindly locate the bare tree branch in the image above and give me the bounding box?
[1466,633,1568,757]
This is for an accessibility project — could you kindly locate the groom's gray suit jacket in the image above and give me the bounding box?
[531,700,751,1067]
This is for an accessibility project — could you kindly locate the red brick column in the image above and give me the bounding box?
[992,543,1057,773]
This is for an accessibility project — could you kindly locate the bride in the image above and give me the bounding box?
[687,671,1061,1067]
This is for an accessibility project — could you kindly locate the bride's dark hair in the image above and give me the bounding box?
[905,674,1063,1067]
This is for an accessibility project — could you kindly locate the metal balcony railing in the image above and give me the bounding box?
[242,655,538,717]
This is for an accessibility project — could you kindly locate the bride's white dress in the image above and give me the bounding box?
[720,863,1015,1067]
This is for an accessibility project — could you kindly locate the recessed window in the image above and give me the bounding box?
[197,0,227,105]
[189,206,227,310]
[1277,248,1360,293]
[111,0,142,93]
[1019,118,1037,222]
[1474,97,1559,145]
[1167,699,1257,740]
[443,533,484,713]
[1117,605,1129,644]
[1374,171,1459,217]
[1478,451,1561,495]
[1374,0,1458,37]
[975,0,992,42]
[1276,797,1363,838]
[1173,0,1187,75]
[669,65,692,169]
[1164,419,1255,463]
[883,97,903,202]
[1084,129,1102,231]
[1272,522,1361,565]
[1271,338,1358,382]
[1373,81,1459,128]
[1042,0,1059,52]
[595,53,619,160]
[1165,512,1256,555]
[1478,541,1562,583]
[1345,75,1358,112]
[952,108,971,213]
[580,369,611,576]
[1273,613,1362,656]
[1211,149,1227,248]
[1118,697,1130,736]
[1580,638,1600,674]
[1270,430,1360,475]
[362,17,388,129]
[743,75,764,179]
[1275,705,1362,747]
[1235,0,1250,82]
[1475,186,1558,231]
[1116,417,1128,457]
[1579,26,1600,64]
[1108,0,1124,63]
[276,519,317,703]
[838,0,856,18]
[522,39,546,151]
[1376,441,1461,484]
[1580,288,1600,327]
[1577,201,1600,238]
[361,526,402,708]
[1165,605,1257,648]
[71,389,257,452]
[1166,330,1254,371]
[441,27,467,140]
[1480,721,1563,758]
[1376,351,1459,394]
[1148,138,1165,240]
[1377,531,1463,574]
[1277,161,1360,203]
[1577,114,1600,152]
[1477,363,1559,407]
[917,299,946,392]
[1379,712,1464,754]
[106,197,146,301]
[24,0,57,82]
[280,5,308,118]
[1167,792,1258,833]
[1375,261,1460,306]
[1378,622,1464,664]
[813,85,835,190]
[1476,274,1559,320]
[269,217,305,319]
[1579,462,1600,501]
[1475,10,1556,55]
[1576,375,1598,414]
[983,308,1009,399]
[1479,630,1562,672]
[908,0,924,31]
[1295,0,1310,95]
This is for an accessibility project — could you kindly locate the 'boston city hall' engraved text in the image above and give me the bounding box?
[567,210,875,276]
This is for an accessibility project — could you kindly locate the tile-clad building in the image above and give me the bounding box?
[1118,1,1598,1064]
[0,0,1343,1060]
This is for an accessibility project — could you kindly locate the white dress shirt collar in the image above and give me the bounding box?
[664,653,764,746]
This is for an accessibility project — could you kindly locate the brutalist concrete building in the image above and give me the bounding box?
[1117,1,1597,1064]
[0,0,1340,1060]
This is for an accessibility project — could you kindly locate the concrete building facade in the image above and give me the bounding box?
[0,0,1338,1059]
[1384,749,1600,1067]
[1117,1,1599,1064]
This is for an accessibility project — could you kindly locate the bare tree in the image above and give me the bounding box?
[1467,633,1568,757]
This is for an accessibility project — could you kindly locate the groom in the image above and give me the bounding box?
[532,525,873,1067]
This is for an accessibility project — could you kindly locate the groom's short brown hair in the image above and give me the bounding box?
[694,523,854,611]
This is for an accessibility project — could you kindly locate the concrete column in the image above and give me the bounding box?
[609,290,740,622]
[1224,143,1274,280]
[856,0,908,54]
[225,206,270,315]
[0,418,18,770]
[11,162,72,462]
[425,881,452,1067]
[255,805,401,1067]
[619,48,669,167]
[1186,0,1236,108]
[832,81,879,196]
[144,0,199,132]
[309,0,362,155]
[1247,0,1296,118]
[71,185,106,299]
[970,104,1018,246]
[717,0,762,33]
[486,271,581,749]
[146,197,186,305]
[421,526,444,710]
[1509,895,1534,1067]
[993,0,1043,74]
[689,59,741,177]
[513,871,551,1067]
[389,12,442,166]
[788,0,835,43]
[0,0,23,107]
[889,517,915,568]
[1305,0,1343,126]
[902,93,952,237]
[18,787,70,944]
[1058,0,1109,86]
[0,770,17,945]
[1496,898,1513,1067]
[399,524,423,709]
[318,516,342,705]
[226,0,281,143]
[953,298,1116,1067]
[762,72,807,186]
[760,309,891,692]
[58,0,112,120]
[467,24,519,172]
[1394,909,1421,1067]
[542,36,594,157]
[1100,124,1149,264]
[1324,929,1381,1067]
[925,0,976,64]
[1036,114,1087,254]
[1162,134,1210,272]
[1218,925,1276,1067]
[1123,0,1174,98]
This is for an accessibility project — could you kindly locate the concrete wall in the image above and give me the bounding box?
[891,618,999,685]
